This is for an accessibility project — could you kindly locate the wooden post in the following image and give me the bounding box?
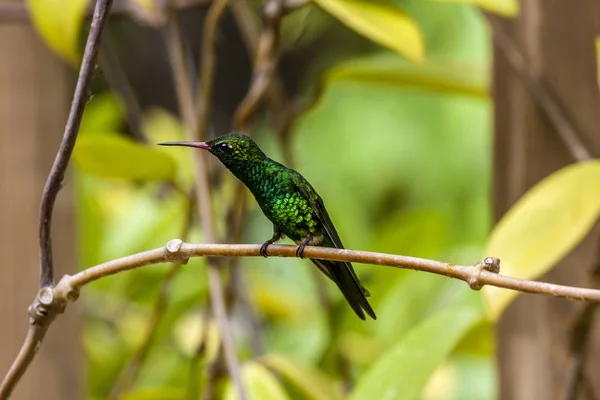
[0,14,81,400]
[492,1,600,398]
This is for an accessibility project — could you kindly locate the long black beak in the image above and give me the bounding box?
[158,141,211,150]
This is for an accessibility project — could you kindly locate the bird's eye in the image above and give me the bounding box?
[219,143,233,152]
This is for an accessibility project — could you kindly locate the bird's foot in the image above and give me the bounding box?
[295,234,313,259]
[295,244,306,258]
[260,242,272,258]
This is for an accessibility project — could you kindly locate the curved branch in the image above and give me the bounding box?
[38,0,113,288]
[0,325,49,399]
[52,241,600,303]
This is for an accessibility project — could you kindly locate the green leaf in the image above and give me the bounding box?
[224,362,291,400]
[349,308,482,400]
[261,354,343,400]
[26,0,88,64]
[327,53,488,98]
[313,0,425,63]
[73,133,177,181]
[422,0,519,17]
[119,387,184,400]
[483,161,600,320]
[81,92,125,134]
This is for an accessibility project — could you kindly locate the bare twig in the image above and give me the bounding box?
[487,16,592,162]
[37,242,600,305]
[0,325,50,399]
[166,5,247,400]
[38,0,112,289]
[196,0,230,140]
[0,1,113,398]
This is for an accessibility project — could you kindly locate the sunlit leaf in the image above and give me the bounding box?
[26,0,88,64]
[422,0,518,17]
[313,0,425,63]
[81,92,125,134]
[128,0,166,26]
[261,354,343,400]
[173,313,220,363]
[349,308,482,400]
[143,108,194,188]
[224,362,291,400]
[119,387,184,400]
[483,161,600,320]
[73,133,177,181]
[327,53,488,98]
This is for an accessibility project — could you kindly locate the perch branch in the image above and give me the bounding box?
[46,241,600,303]
[0,0,113,398]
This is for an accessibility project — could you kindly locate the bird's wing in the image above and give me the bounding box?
[290,171,345,249]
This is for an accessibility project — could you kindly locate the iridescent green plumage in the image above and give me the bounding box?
[160,133,376,320]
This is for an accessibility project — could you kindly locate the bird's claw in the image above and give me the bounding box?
[260,243,270,258]
[296,244,306,259]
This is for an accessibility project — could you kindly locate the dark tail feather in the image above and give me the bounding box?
[310,259,376,320]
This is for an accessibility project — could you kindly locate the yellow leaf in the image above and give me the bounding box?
[423,0,519,17]
[483,161,600,320]
[26,0,88,64]
[261,354,343,400]
[128,0,167,26]
[224,363,291,400]
[313,0,425,63]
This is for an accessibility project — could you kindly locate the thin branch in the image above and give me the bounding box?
[196,0,230,140]
[44,242,600,303]
[38,0,113,289]
[487,16,593,162]
[166,5,247,400]
[0,325,49,399]
[0,1,114,397]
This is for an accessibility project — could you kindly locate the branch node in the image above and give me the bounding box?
[468,257,501,290]
[166,238,189,264]
[55,274,81,302]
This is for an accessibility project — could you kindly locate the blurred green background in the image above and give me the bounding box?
[31,0,498,398]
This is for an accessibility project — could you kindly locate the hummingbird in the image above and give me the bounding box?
[159,133,376,320]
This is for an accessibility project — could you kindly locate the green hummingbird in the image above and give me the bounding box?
[159,133,376,320]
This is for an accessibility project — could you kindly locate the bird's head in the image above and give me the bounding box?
[159,133,266,169]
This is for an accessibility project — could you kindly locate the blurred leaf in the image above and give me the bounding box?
[349,308,482,400]
[261,354,343,400]
[224,362,291,400]
[483,161,600,320]
[327,53,488,98]
[144,108,194,188]
[119,387,184,400]
[375,273,448,346]
[313,0,425,63]
[73,133,177,181]
[128,0,167,26]
[338,331,381,365]
[26,0,88,64]
[421,0,518,16]
[173,313,220,363]
[453,319,494,355]
[81,92,125,134]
